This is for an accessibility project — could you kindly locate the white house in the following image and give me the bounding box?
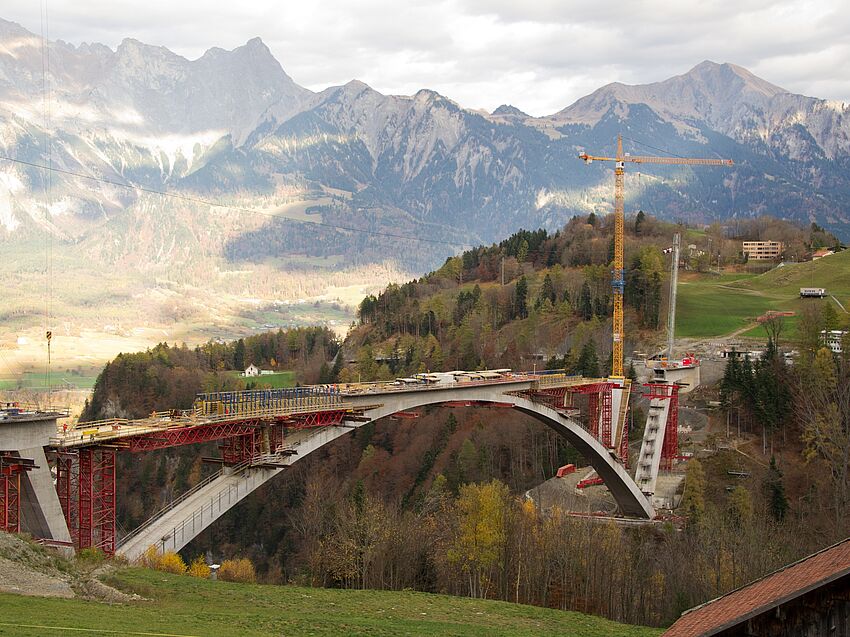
[243,364,260,377]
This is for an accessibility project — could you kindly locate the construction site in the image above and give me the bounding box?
[0,135,735,558]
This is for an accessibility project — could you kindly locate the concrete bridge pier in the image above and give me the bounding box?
[1,412,72,545]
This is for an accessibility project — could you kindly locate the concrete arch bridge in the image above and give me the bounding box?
[3,372,673,561]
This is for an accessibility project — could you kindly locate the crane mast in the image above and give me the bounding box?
[612,136,626,377]
[580,135,733,379]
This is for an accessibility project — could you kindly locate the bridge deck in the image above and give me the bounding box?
[49,373,596,449]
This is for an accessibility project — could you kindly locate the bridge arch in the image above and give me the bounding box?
[118,387,653,561]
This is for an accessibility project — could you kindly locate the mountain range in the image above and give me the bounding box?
[2,18,849,262]
[1,18,850,368]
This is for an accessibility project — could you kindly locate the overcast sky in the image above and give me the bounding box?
[5,0,848,116]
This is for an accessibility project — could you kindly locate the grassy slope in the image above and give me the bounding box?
[227,370,296,389]
[676,251,850,338]
[0,568,660,637]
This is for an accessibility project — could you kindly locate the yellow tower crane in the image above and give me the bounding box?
[579,135,733,378]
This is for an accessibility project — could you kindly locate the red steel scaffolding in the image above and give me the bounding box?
[643,383,680,470]
[566,383,614,448]
[0,453,36,534]
[77,447,116,555]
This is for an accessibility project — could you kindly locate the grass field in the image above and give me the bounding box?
[0,371,99,391]
[0,568,661,637]
[677,274,772,338]
[676,251,850,339]
[229,370,296,389]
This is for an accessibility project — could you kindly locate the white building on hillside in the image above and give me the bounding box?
[243,364,260,377]
[821,330,848,354]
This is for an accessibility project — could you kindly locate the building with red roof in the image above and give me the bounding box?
[664,538,850,636]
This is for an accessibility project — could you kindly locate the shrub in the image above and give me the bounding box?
[218,558,256,583]
[187,555,211,579]
[140,546,186,574]
[140,546,160,568]
[156,551,187,575]
[76,547,105,564]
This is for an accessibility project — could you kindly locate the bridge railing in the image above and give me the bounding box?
[124,463,274,558]
[118,459,251,549]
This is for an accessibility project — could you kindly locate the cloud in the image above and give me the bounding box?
[3,0,847,116]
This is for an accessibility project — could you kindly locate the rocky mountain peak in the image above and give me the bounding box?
[492,104,529,117]
[684,60,787,98]
[553,59,796,133]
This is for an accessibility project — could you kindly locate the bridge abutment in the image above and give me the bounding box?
[0,412,72,547]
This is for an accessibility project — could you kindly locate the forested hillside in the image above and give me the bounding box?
[344,212,834,380]
[81,327,341,420]
[76,212,845,628]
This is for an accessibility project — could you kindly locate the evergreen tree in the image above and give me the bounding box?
[635,210,646,235]
[587,212,597,227]
[517,240,529,263]
[318,361,332,383]
[538,273,556,307]
[577,340,600,377]
[719,354,741,410]
[234,339,246,370]
[514,276,529,319]
[594,296,607,318]
[764,456,789,522]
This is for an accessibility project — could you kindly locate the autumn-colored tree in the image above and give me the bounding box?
[445,480,510,598]
[798,347,850,528]
[681,460,706,527]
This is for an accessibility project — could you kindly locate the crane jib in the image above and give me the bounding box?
[578,135,733,378]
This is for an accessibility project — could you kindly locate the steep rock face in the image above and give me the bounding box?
[1,21,849,261]
[554,61,850,161]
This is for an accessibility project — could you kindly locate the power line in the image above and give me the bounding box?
[0,154,473,248]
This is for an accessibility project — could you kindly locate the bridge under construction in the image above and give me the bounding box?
[0,370,683,560]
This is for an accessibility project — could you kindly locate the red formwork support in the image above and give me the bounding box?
[220,432,257,465]
[0,454,36,534]
[282,409,347,429]
[77,448,116,554]
[96,449,116,555]
[662,387,680,470]
[78,448,93,549]
[125,420,261,453]
[0,473,6,531]
[0,472,20,533]
[566,383,614,447]
[587,392,600,439]
[55,452,78,546]
[534,387,569,409]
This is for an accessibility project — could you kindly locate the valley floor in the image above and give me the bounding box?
[0,567,661,637]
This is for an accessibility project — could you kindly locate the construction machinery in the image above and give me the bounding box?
[579,135,733,377]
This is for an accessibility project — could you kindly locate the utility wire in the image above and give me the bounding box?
[0,154,473,248]
[40,0,54,398]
